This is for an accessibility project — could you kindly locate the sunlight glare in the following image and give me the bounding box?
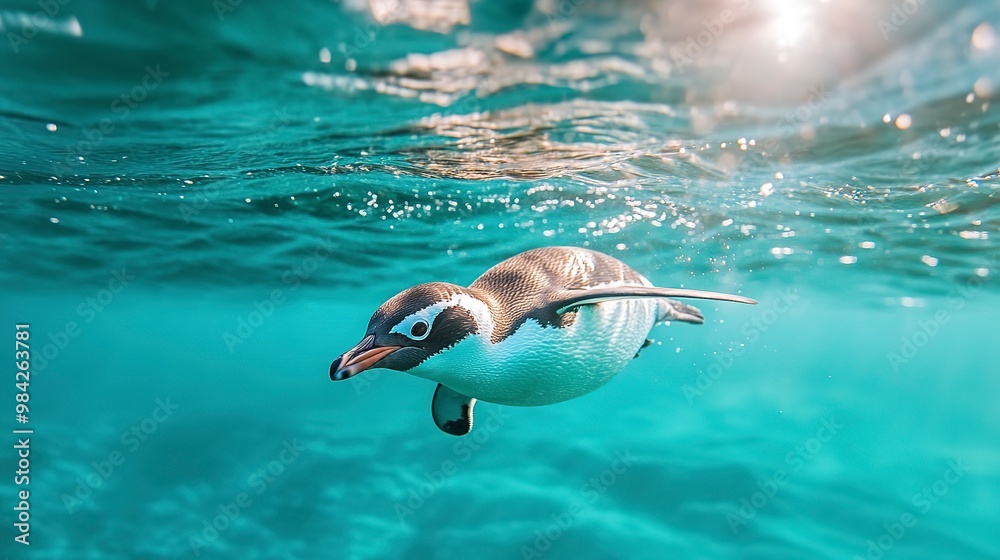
[767,0,812,48]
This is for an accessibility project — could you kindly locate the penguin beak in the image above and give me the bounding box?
[330,334,401,381]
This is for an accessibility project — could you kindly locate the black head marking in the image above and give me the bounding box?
[370,282,466,327]
[365,283,480,372]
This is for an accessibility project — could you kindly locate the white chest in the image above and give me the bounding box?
[406,297,658,406]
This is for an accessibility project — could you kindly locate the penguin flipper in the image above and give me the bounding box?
[431,384,477,436]
[552,286,757,315]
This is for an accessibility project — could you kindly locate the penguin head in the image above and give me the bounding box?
[330,282,491,381]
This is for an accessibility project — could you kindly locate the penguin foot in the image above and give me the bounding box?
[634,338,654,359]
[657,298,705,324]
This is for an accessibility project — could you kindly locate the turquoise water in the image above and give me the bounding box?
[2,1,999,558]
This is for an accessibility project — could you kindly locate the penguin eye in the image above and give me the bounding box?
[409,319,429,339]
[389,313,436,340]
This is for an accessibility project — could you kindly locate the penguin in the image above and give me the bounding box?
[330,246,756,435]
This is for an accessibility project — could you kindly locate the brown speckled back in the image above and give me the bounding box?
[468,246,647,343]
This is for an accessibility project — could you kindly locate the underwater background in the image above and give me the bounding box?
[1,0,999,558]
